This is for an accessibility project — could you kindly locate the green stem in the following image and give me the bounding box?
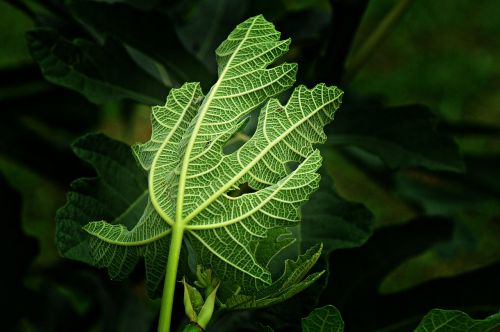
[158,223,185,332]
[343,0,414,83]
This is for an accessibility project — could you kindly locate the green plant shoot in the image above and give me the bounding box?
[80,15,342,331]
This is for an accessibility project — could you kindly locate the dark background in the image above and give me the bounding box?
[1,0,499,331]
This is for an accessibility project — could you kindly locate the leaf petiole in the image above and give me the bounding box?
[158,223,185,332]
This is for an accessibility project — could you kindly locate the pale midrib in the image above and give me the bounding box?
[90,226,172,246]
[183,95,336,224]
[176,17,258,225]
[149,86,199,226]
[213,67,293,100]
[185,153,317,230]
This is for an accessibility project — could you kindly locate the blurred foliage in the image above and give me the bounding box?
[350,0,500,123]
[0,1,33,68]
[1,0,499,331]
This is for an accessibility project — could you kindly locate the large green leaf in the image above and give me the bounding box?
[26,28,166,105]
[302,305,344,332]
[82,15,342,299]
[415,309,500,332]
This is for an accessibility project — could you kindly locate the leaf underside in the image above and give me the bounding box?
[415,309,500,332]
[81,15,342,300]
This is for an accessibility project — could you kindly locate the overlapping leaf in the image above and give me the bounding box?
[55,134,148,265]
[82,15,342,297]
[224,245,324,309]
[69,0,213,89]
[27,28,167,105]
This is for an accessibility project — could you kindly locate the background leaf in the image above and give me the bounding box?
[27,28,167,105]
[299,170,373,253]
[318,217,454,331]
[302,305,344,332]
[415,309,500,332]
[170,0,249,71]
[69,0,214,89]
[56,133,147,264]
[328,103,464,172]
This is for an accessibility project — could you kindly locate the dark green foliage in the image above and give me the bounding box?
[329,103,464,171]
[27,28,168,105]
[0,174,38,330]
[415,309,500,332]
[56,133,148,264]
[68,0,213,89]
[300,171,374,253]
[2,0,499,331]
